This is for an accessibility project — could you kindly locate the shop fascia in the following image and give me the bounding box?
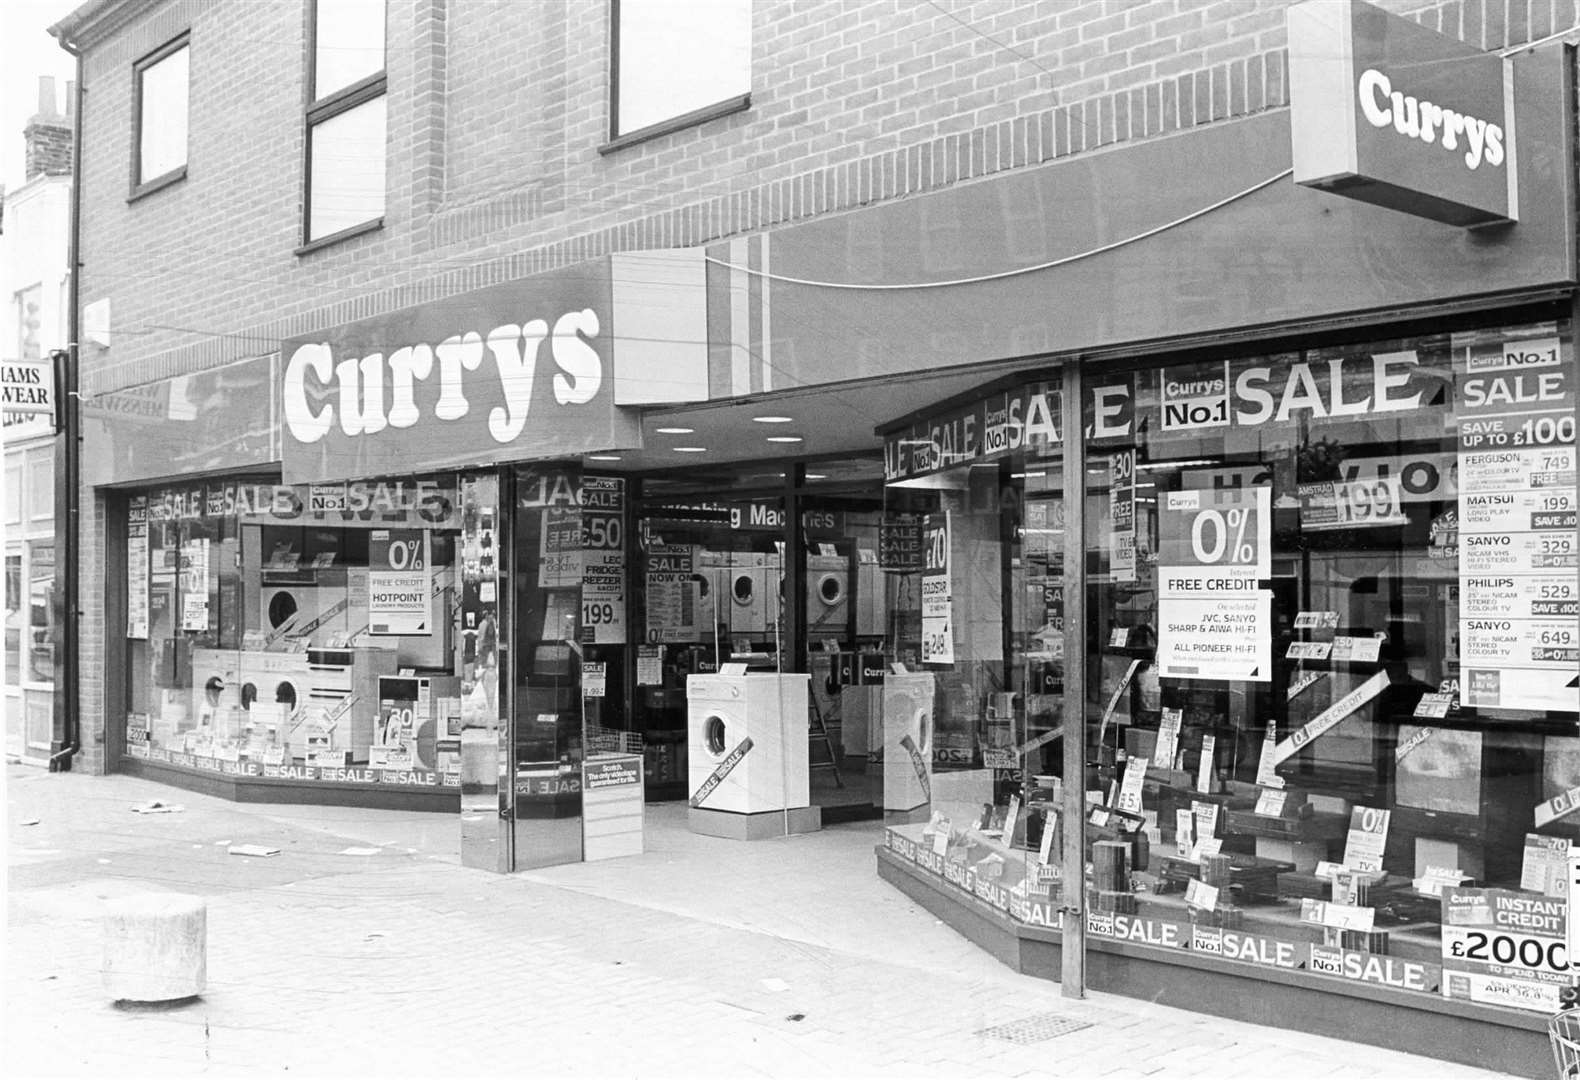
[885,351,1428,481]
[283,309,603,445]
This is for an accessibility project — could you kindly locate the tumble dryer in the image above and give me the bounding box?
[882,671,936,813]
[806,554,849,636]
[686,673,809,815]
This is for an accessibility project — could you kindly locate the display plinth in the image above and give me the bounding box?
[688,804,822,840]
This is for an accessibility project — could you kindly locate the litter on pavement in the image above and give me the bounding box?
[227,844,282,858]
[130,801,184,814]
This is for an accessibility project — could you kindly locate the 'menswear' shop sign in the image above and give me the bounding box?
[1288,0,1517,227]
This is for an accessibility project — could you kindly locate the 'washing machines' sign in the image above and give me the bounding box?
[279,264,640,483]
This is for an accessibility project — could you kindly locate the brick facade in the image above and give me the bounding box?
[55,0,1580,770]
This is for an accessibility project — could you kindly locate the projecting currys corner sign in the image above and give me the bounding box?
[279,262,645,484]
[1288,0,1517,227]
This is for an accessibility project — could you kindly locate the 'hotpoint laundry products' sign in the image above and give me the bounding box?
[1288,0,1517,226]
[280,264,641,483]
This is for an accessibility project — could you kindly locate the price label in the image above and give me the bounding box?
[1298,476,1408,531]
[1343,806,1390,873]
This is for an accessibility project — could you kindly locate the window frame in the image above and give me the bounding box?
[603,0,752,152]
[299,0,388,253]
[128,32,190,201]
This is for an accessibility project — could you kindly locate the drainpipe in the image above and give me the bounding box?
[48,39,83,772]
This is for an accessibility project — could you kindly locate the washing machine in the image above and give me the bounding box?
[882,671,936,812]
[693,567,728,634]
[854,563,886,637]
[257,584,340,638]
[806,555,849,636]
[686,673,809,815]
[191,648,313,743]
[727,567,778,636]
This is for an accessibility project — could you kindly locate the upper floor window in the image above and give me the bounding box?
[132,35,189,196]
[611,0,751,141]
[303,0,386,248]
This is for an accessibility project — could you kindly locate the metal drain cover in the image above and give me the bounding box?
[975,1012,1093,1044]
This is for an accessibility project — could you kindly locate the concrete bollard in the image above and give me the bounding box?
[102,893,207,1003]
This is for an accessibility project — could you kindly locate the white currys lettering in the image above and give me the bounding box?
[1357,68,1504,171]
[283,309,604,445]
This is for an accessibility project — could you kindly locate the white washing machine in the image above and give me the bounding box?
[686,673,809,815]
[693,567,728,634]
[806,555,849,636]
[727,568,777,636]
[257,584,339,638]
[855,563,886,637]
[882,672,936,812]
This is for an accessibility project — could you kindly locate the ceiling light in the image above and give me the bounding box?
[753,415,794,424]
[806,473,826,480]
[654,426,694,434]
[587,454,621,462]
[766,435,803,444]
[673,446,708,453]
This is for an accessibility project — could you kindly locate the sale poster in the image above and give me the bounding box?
[1454,331,1578,713]
[921,513,954,664]
[1441,887,1567,1013]
[1108,449,1136,583]
[539,506,583,588]
[580,477,626,644]
[1156,486,1272,682]
[179,538,210,631]
[127,497,149,639]
[369,529,431,635]
[645,544,700,644]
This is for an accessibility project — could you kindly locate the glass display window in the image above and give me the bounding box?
[1074,318,1577,1010]
[122,476,465,789]
[880,318,1578,1014]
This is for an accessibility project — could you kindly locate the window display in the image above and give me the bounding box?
[122,476,464,789]
[881,318,1578,1016]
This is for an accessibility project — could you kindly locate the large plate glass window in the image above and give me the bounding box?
[304,0,386,245]
[132,34,188,195]
[612,0,751,138]
[1077,319,1577,1014]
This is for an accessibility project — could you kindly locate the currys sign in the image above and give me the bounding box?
[280,264,641,484]
[1288,0,1516,227]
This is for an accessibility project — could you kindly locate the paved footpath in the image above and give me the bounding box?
[5,763,1532,1079]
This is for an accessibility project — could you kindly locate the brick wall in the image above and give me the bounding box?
[62,0,1580,770]
[72,0,1579,398]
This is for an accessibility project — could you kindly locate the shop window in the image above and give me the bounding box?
[879,318,1580,1019]
[26,539,54,686]
[4,553,20,686]
[303,0,386,248]
[4,462,21,525]
[121,477,465,789]
[131,34,189,197]
[14,284,42,361]
[27,453,52,520]
[609,0,751,143]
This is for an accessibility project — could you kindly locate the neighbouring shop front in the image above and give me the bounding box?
[82,3,1577,1072]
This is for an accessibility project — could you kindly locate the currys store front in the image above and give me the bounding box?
[80,1,1578,1069]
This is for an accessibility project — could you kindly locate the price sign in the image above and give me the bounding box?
[1298,476,1408,531]
[921,512,954,664]
[369,529,432,635]
[1157,486,1272,682]
[1343,806,1390,873]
